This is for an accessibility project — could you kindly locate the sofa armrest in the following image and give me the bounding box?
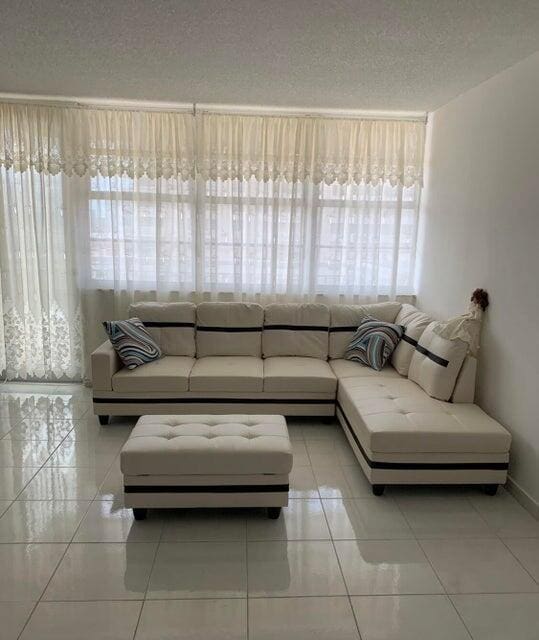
[91,340,122,392]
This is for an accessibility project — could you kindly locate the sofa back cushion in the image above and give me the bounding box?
[329,302,402,359]
[129,302,196,357]
[408,322,468,401]
[263,303,329,359]
[196,302,264,357]
[391,304,433,376]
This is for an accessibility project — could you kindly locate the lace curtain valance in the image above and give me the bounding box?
[197,113,425,186]
[0,103,425,186]
[0,103,196,179]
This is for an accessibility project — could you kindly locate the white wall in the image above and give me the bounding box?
[417,51,539,507]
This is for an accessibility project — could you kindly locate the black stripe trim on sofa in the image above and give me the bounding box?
[336,403,508,471]
[93,397,335,405]
[401,334,418,347]
[264,324,328,331]
[196,326,261,333]
[328,326,358,333]
[142,321,195,328]
[124,484,289,494]
[415,344,449,367]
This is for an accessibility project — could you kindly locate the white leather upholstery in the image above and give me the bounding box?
[263,303,329,359]
[391,303,432,376]
[196,302,263,357]
[408,322,468,401]
[337,377,511,454]
[189,356,264,392]
[264,357,337,393]
[129,302,196,356]
[329,302,402,359]
[329,358,402,380]
[112,356,195,393]
[91,340,122,391]
[121,414,293,476]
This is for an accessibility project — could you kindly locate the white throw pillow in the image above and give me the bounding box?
[408,322,468,401]
[391,304,432,376]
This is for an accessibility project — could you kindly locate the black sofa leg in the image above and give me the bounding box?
[372,484,385,496]
[98,415,109,425]
[483,484,498,496]
[133,508,147,521]
[268,507,281,519]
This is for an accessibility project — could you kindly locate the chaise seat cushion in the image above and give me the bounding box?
[189,356,263,392]
[112,356,195,393]
[264,357,337,393]
[329,359,402,380]
[338,377,511,454]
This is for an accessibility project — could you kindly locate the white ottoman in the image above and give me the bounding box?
[120,414,293,520]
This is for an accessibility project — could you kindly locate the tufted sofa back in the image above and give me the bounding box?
[129,302,196,356]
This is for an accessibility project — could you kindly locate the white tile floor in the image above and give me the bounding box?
[0,382,538,640]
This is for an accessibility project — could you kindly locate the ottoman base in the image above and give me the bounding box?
[121,414,293,517]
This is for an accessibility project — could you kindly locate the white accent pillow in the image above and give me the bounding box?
[408,322,468,401]
[391,304,432,376]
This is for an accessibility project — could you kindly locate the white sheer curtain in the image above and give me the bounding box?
[0,102,424,381]
[197,114,423,300]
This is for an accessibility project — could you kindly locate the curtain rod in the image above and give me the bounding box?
[0,93,427,122]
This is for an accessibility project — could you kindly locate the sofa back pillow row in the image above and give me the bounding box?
[129,301,405,360]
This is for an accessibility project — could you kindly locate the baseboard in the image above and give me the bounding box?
[506,474,539,520]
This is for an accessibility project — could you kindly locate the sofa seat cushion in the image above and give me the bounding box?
[121,414,293,476]
[330,359,402,380]
[112,356,195,393]
[264,357,337,393]
[189,356,263,392]
[338,377,511,455]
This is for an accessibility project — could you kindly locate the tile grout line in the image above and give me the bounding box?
[319,485,364,640]
[393,495,475,639]
[15,492,96,639]
[130,521,164,640]
[498,536,539,587]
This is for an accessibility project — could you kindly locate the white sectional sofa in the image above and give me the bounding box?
[92,300,511,494]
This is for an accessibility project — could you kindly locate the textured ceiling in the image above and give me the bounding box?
[2,0,539,111]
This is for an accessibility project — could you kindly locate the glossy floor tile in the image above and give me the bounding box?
[0,543,67,601]
[246,499,330,541]
[19,466,109,500]
[0,466,41,499]
[469,490,539,538]
[451,593,539,640]
[395,495,495,539]
[161,508,247,542]
[420,538,539,593]
[73,500,164,542]
[503,537,539,581]
[0,383,538,639]
[0,500,90,542]
[0,439,58,467]
[147,542,247,599]
[43,542,157,600]
[0,602,35,640]
[20,601,142,640]
[249,596,360,640]
[247,540,347,597]
[322,498,414,540]
[136,599,247,640]
[334,539,444,595]
[351,595,471,640]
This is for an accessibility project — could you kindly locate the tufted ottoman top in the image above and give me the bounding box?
[120,414,293,476]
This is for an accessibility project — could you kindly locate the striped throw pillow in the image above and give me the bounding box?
[345,316,404,371]
[103,317,162,369]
